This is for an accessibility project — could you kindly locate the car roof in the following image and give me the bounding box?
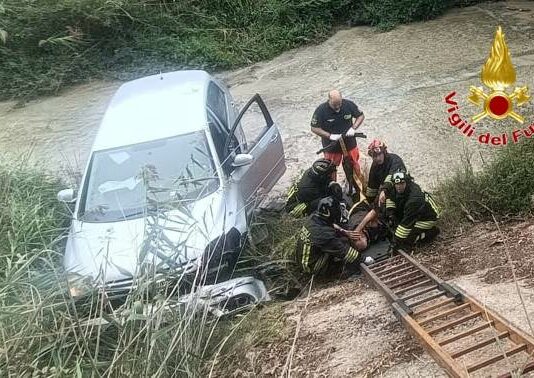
[92,70,213,151]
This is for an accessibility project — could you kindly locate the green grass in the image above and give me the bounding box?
[0,159,68,263]
[434,139,534,226]
[0,162,208,376]
[0,0,492,100]
[0,160,306,376]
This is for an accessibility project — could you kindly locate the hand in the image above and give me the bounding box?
[378,191,386,206]
[345,127,357,137]
[345,230,363,241]
[329,133,342,141]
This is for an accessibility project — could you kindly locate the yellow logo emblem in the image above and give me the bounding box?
[468,26,530,123]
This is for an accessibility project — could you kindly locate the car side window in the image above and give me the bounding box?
[207,109,240,174]
[238,100,271,152]
[207,82,228,130]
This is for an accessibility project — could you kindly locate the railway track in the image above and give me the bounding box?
[361,250,534,377]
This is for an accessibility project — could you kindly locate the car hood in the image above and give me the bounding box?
[64,190,228,283]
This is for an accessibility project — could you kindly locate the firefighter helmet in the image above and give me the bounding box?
[327,181,343,201]
[316,196,341,225]
[311,158,336,177]
[392,169,412,184]
[367,139,387,157]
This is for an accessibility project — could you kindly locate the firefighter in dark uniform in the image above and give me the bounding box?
[365,139,406,204]
[384,170,441,250]
[295,196,372,275]
[310,89,365,181]
[285,158,336,217]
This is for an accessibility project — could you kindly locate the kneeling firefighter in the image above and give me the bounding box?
[384,170,441,251]
[295,196,368,276]
[285,158,337,217]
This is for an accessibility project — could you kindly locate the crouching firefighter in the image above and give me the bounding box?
[365,139,406,204]
[384,170,441,251]
[285,158,337,217]
[295,196,362,276]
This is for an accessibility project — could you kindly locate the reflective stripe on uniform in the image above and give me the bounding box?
[344,247,359,263]
[287,183,298,199]
[386,199,396,209]
[302,243,311,273]
[414,220,436,229]
[313,254,329,273]
[299,227,312,273]
[425,193,441,218]
[290,203,307,217]
[395,225,411,239]
[366,187,379,197]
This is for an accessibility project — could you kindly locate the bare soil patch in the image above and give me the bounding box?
[417,218,534,286]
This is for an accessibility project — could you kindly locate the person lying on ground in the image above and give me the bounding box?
[350,207,388,252]
[384,169,441,251]
[366,139,406,205]
[294,196,373,277]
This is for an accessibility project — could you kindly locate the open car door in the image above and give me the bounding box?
[225,94,286,216]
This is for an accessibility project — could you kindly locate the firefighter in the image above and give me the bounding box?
[365,139,406,204]
[384,170,441,251]
[310,89,365,182]
[285,158,337,217]
[295,196,373,276]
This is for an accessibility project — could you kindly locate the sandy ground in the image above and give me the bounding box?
[2,1,534,376]
[212,218,534,377]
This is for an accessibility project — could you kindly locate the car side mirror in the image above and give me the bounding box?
[232,153,254,167]
[57,188,76,203]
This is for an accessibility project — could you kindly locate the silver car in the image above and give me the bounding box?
[58,70,286,309]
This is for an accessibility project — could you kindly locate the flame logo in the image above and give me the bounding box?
[468,26,529,123]
[481,27,516,91]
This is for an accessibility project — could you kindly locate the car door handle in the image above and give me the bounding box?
[270,132,279,143]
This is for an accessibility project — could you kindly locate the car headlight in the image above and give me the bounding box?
[66,272,94,299]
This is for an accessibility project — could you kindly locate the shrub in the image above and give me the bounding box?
[0,0,492,100]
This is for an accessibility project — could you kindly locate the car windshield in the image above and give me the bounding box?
[79,132,219,222]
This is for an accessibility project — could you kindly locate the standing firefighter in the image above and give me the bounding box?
[384,170,441,251]
[285,158,337,217]
[295,196,372,276]
[311,90,365,182]
[366,139,406,204]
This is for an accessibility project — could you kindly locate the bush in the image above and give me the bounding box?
[434,139,534,225]
[0,161,68,262]
[0,160,304,376]
[0,0,492,100]
[0,162,216,376]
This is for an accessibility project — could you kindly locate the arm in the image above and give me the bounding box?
[355,209,378,233]
[321,233,360,264]
[351,113,365,130]
[350,102,364,130]
[365,166,380,202]
[311,126,331,139]
[311,108,332,139]
[384,193,397,222]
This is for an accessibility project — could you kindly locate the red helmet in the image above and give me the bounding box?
[367,139,387,157]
